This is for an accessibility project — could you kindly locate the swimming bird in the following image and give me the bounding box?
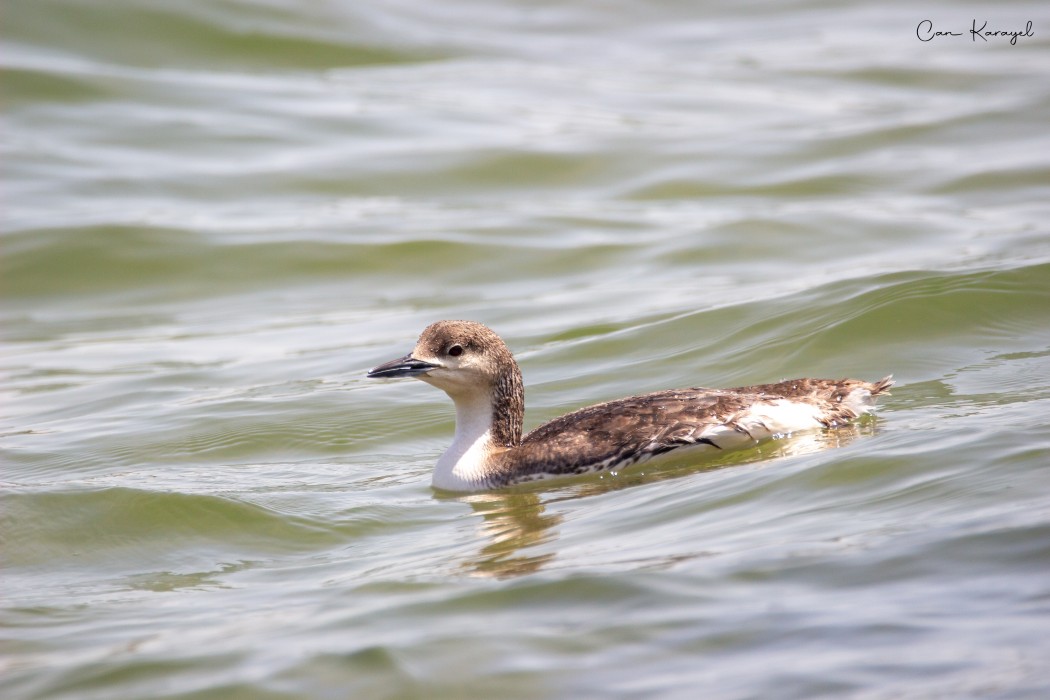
[367,320,893,492]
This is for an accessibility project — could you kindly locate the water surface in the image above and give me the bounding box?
[4,1,1050,698]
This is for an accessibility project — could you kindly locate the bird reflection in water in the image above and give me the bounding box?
[457,491,560,578]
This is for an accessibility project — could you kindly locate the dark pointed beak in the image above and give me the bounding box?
[367,353,439,379]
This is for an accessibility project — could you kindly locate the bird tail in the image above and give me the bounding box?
[869,375,895,396]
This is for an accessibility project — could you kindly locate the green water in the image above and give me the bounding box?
[4,1,1050,698]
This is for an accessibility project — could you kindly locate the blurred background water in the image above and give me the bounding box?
[3,1,1050,698]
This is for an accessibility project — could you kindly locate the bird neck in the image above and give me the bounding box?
[432,365,524,490]
[489,362,524,448]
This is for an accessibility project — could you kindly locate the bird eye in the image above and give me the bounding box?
[448,344,464,357]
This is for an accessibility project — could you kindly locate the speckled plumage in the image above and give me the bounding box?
[367,320,893,492]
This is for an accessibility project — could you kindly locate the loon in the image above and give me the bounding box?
[367,320,893,492]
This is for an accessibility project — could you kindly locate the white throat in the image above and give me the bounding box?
[431,390,499,491]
